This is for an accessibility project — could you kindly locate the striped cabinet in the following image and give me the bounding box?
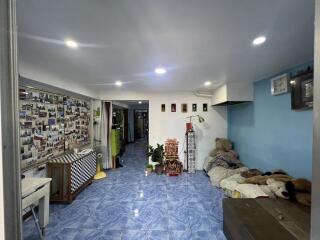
[47,151,96,203]
[186,131,196,173]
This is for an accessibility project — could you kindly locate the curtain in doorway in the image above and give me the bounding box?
[101,101,112,169]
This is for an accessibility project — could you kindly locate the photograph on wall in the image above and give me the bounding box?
[32,92,40,102]
[20,111,26,119]
[24,121,33,129]
[203,103,208,112]
[49,112,57,118]
[192,103,197,112]
[181,103,188,113]
[19,89,27,100]
[161,104,166,112]
[37,103,45,110]
[291,67,314,110]
[20,129,32,137]
[48,119,56,125]
[171,103,176,112]
[21,103,33,111]
[39,111,47,118]
[271,73,288,95]
[26,114,36,121]
[48,106,56,112]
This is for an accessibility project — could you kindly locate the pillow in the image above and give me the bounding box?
[208,166,248,187]
[235,184,269,198]
[220,173,246,192]
[203,156,215,173]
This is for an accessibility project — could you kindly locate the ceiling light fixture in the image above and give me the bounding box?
[154,67,167,75]
[65,39,79,49]
[204,81,212,87]
[252,36,266,46]
[138,101,142,104]
[115,81,122,87]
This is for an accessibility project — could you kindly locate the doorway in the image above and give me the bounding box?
[110,101,149,161]
[134,109,149,141]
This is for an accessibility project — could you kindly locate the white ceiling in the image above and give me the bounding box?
[17,0,315,94]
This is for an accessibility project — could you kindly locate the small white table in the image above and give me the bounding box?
[21,178,52,232]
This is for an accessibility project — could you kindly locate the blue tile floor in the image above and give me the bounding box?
[23,139,226,240]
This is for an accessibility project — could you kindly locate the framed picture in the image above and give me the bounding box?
[291,68,313,110]
[271,74,288,95]
[161,104,166,112]
[171,104,176,112]
[203,103,208,112]
[181,103,188,113]
[192,103,197,112]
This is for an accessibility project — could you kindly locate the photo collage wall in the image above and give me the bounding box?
[19,87,91,169]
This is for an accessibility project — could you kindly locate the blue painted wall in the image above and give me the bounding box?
[228,63,313,179]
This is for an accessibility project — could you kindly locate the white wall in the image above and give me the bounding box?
[100,91,228,169]
[149,93,227,169]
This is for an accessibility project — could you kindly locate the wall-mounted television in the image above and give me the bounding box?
[291,67,313,110]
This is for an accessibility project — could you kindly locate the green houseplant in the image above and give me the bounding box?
[147,144,165,174]
[145,164,153,173]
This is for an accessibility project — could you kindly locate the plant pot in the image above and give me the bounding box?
[146,167,153,173]
[155,164,164,175]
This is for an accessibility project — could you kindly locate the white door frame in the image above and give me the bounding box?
[311,1,320,239]
[0,0,22,239]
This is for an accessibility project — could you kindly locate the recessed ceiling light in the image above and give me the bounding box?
[115,81,122,87]
[154,67,167,75]
[138,101,142,104]
[252,36,266,46]
[65,39,79,49]
[204,81,212,86]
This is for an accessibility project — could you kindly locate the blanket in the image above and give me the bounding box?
[208,166,249,187]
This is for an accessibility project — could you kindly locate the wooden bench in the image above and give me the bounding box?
[223,198,310,240]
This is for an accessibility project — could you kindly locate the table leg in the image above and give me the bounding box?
[38,185,50,228]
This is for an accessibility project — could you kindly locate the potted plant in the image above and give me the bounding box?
[154,162,165,175]
[145,164,153,173]
[147,144,165,174]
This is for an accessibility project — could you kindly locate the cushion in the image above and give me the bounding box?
[220,173,246,192]
[203,156,215,173]
[235,184,269,198]
[208,166,248,187]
